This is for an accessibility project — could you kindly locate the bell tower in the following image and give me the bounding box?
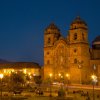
[69,16,88,44]
[68,16,90,84]
[44,23,61,47]
[44,23,61,80]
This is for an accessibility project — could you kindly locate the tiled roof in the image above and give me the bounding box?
[0,62,41,69]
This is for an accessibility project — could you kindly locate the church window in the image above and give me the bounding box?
[74,49,77,53]
[47,60,50,64]
[82,33,85,40]
[47,52,49,55]
[74,26,77,29]
[74,33,77,40]
[74,58,77,63]
[48,38,51,44]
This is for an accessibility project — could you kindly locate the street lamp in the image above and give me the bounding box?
[58,73,63,87]
[49,73,52,78]
[58,73,61,77]
[0,74,4,100]
[91,74,98,100]
[58,73,63,83]
[66,73,70,92]
[49,73,52,96]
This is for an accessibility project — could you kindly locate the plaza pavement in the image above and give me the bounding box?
[1,84,100,100]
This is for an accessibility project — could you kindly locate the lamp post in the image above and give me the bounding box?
[58,73,63,88]
[0,74,4,100]
[91,74,97,100]
[66,74,70,92]
[49,73,52,96]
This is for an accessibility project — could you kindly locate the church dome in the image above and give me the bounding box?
[70,16,88,30]
[92,36,100,49]
[44,23,60,35]
[92,36,100,45]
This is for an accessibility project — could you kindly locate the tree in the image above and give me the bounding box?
[34,76,42,87]
[9,71,25,93]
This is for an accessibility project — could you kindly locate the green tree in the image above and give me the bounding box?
[9,71,25,92]
[34,76,42,86]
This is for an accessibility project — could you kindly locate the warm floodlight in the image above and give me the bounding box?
[49,73,53,77]
[0,74,4,79]
[66,73,69,77]
[91,74,98,83]
[58,73,61,77]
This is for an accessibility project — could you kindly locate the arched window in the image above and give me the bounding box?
[74,58,77,63]
[82,33,85,40]
[74,33,77,40]
[47,60,50,64]
[48,38,51,44]
[47,52,49,55]
[74,26,77,29]
[74,49,77,53]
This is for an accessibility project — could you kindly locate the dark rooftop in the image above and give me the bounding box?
[0,62,41,69]
[71,16,87,26]
[45,23,60,32]
[93,35,100,43]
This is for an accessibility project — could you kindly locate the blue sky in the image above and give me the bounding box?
[0,0,100,65]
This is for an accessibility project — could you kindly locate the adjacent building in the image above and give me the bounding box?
[0,62,41,76]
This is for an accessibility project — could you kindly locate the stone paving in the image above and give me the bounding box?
[1,86,100,100]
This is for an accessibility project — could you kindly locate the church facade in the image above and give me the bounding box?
[43,16,100,85]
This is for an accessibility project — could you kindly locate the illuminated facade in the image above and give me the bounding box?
[0,62,41,76]
[44,16,100,84]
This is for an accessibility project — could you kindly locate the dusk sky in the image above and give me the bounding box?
[0,0,100,65]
